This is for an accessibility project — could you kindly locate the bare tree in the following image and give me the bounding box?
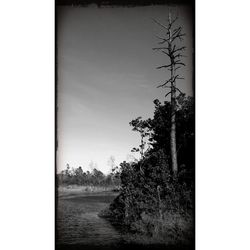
[153,11,186,175]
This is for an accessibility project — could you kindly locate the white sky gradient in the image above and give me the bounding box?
[57,5,194,174]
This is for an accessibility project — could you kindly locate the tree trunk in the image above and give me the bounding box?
[170,84,178,175]
[169,11,178,175]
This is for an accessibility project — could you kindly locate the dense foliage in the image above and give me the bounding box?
[102,95,194,245]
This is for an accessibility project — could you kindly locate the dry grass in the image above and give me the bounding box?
[126,211,194,246]
[57,185,118,197]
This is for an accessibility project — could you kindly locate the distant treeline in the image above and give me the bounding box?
[57,165,121,187]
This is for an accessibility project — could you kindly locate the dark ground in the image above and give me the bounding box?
[56,243,194,250]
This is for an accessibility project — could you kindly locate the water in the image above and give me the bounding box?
[56,192,122,248]
[56,191,191,250]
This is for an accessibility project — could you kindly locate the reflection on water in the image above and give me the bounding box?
[56,192,121,246]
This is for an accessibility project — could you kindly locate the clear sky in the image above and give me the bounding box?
[57,4,194,174]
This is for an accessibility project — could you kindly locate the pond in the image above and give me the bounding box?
[56,191,123,248]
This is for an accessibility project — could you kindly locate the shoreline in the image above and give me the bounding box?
[57,185,120,198]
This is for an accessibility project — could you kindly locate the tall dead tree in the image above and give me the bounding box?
[153,12,186,175]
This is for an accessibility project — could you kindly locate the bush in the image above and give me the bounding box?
[101,96,194,245]
[105,153,193,242]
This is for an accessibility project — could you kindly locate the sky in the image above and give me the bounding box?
[57,4,194,174]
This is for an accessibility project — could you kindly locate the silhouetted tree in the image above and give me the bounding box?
[129,117,151,160]
[153,12,186,175]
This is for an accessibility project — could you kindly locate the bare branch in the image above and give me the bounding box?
[165,91,171,98]
[178,33,186,38]
[172,27,181,35]
[171,75,180,83]
[175,87,184,94]
[152,18,169,30]
[172,46,186,54]
[172,33,186,43]
[172,15,178,25]
[175,59,182,64]
[152,47,169,50]
[172,44,176,53]
[156,64,172,69]
[175,62,186,66]
[155,35,169,45]
[157,79,172,88]
[171,27,182,37]
[173,53,187,59]
[161,50,171,57]
[156,73,184,88]
[169,15,178,29]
